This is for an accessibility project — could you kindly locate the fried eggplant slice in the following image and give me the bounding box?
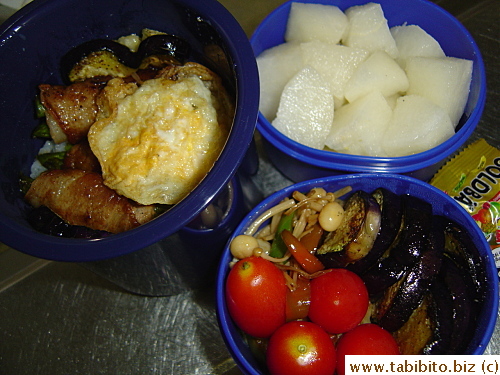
[361,256,408,297]
[374,224,443,332]
[392,294,434,355]
[348,188,403,275]
[441,254,477,353]
[25,169,155,233]
[439,215,488,303]
[422,278,454,354]
[390,194,433,266]
[316,190,381,268]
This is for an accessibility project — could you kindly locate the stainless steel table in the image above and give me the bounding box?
[0,0,499,374]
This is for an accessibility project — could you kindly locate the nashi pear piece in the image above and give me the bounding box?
[382,95,454,157]
[272,66,334,150]
[390,25,445,68]
[300,41,369,108]
[405,56,473,126]
[342,2,398,59]
[344,50,409,103]
[326,91,392,157]
[256,42,304,121]
[285,2,348,44]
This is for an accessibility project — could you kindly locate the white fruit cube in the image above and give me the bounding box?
[272,66,334,150]
[300,41,369,108]
[344,50,409,103]
[326,91,392,156]
[405,56,473,126]
[342,2,399,59]
[382,94,455,156]
[285,2,348,44]
[257,42,304,121]
[390,25,445,68]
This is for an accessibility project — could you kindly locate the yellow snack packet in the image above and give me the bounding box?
[430,139,500,272]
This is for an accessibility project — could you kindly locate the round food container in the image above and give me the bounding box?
[216,173,498,374]
[251,0,486,183]
[0,0,259,292]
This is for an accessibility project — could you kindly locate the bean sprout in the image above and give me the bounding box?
[245,198,295,236]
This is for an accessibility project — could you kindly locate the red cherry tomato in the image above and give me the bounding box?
[225,256,287,338]
[308,268,368,334]
[266,321,336,375]
[336,323,400,375]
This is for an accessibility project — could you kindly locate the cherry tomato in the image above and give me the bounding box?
[266,321,336,375]
[308,268,368,334]
[225,256,287,338]
[336,323,400,375]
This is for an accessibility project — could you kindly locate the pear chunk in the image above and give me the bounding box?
[390,24,445,68]
[326,91,392,156]
[405,56,473,126]
[383,95,455,156]
[342,2,398,59]
[285,2,348,44]
[344,50,409,103]
[300,41,369,108]
[272,66,334,150]
[256,42,304,121]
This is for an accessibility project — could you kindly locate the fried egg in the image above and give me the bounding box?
[88,63,231,205]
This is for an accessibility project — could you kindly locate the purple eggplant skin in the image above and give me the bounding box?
[390,194,433,267]
[348,188,403,275]
[316,190,381,269]
[437,215,488,304]
[377,225,444,332]
[361,256,408,298]
[439,254,477,354]
[422,278,454,354]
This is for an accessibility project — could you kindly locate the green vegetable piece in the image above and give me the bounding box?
[32,121,51,139]
[269,212,294,258]
[35,95,46,118]
[37,151,67,170]
[19,174,34,196]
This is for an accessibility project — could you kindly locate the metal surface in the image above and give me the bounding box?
[0,0,499,374]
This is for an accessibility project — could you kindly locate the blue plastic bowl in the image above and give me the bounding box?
[216,174,498,374]
[0,0,259,262]
[251,0,486,183]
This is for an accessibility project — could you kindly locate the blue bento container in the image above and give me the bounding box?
[251,0,486,183]
[217,173,498,374]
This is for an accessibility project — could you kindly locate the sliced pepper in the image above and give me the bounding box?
[282,229,325,274]
[299,223,324,253]
[269,212,294,258]
[34,95,46,118]
[32,121,51,139]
